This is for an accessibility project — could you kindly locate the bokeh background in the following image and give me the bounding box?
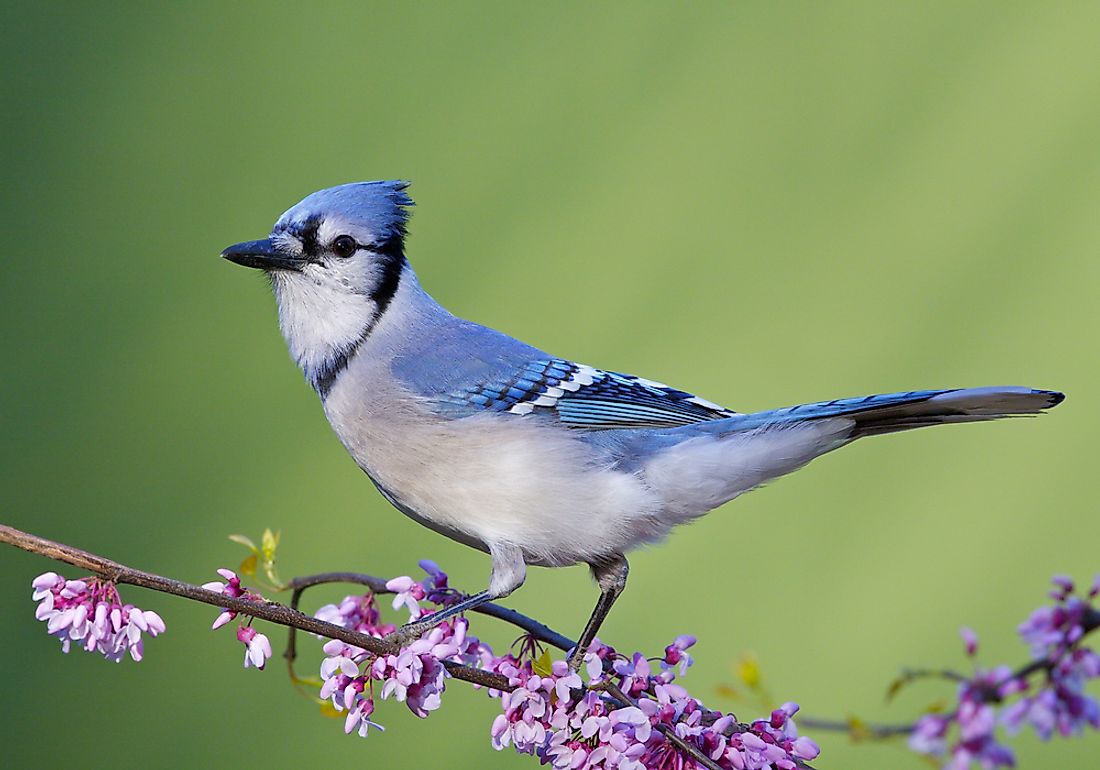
[2,3,1097,768]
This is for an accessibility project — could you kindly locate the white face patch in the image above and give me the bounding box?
[315,216,374,251]
[267,214,401,384]
[271,231,304,256]
[271,267,379,378]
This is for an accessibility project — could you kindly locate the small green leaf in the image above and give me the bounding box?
[715,683,740,700]
[737,653,761,689]
[533,649,553,677]
[228,534,258,554]
[847,715,868,741]
[924,698,949,715]
[261,528,280,562]
[239,554,258,577]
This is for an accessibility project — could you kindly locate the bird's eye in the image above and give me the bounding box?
[331,235,358,258]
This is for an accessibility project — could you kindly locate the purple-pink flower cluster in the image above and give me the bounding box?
[313,563,489,737]
[203,568,273,670]
[909,575,1100,769]
[487,645,819,770]
[47,555,1089,769]
[25,546,1100,769]
[309,562,819,769]
[31,571,165,662]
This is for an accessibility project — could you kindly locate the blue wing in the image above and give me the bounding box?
[439,357,739,430]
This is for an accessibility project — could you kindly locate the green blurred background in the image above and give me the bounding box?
[2,2,1097,767]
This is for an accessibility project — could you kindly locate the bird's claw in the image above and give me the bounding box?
[382,623,427,651]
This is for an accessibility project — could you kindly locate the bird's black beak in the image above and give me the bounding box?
[221,239,305,271]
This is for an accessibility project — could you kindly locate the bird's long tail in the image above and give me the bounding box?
[721,386,1065,438]
[644,386,1063,522]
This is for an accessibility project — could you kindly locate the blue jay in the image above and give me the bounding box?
[222,180,1064,667]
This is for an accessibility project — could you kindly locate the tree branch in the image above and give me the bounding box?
[11,521,1092,765]
[0,523,512,692]
[282,571,576,688]
[600,679,727,770]
[799,605,1100,739]
[284,571,575,652]
[795,716,915,739]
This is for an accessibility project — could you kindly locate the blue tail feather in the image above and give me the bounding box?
[703,387,1064,437]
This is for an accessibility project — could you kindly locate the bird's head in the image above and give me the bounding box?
[222,180,414,384]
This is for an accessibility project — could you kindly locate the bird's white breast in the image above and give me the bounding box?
[322,367,667,567]
[271,268,378,378]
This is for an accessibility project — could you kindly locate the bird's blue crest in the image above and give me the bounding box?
[275,180,414,242]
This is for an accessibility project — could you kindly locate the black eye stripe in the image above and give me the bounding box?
[286,214,323,255]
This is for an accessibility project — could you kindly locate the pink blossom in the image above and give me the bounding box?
[203,568,249,629]
[313,565,826,769]
[314,590,489,737]
[661,634,696,677]
[484,630,816,769]
[385,575,426,619]
[910,714,950,755]
[911,574,1100,769]
[236,625,272,669]
[961,626,979,657]
[30,571,164,663]
[344,694,384,737]
[315,593,395,638]
[204,568,275,671]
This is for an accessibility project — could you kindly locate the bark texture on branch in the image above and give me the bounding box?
[0,523,513,691]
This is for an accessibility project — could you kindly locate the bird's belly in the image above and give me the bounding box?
[367,474,491,555]
[324,394,667,566]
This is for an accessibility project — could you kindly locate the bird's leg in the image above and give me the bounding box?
[384,590,493,648]
[383,543,526,649]
[567,554,629,672]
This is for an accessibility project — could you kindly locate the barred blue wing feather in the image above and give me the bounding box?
[442,358,739,429]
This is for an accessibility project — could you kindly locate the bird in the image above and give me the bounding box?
[222,180,1064,668]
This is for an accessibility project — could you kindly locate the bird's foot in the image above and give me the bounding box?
[382,621,432,652]
[566,646,605,675]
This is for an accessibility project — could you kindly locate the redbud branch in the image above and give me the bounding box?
[282,571,576,689]
[278,573,795,769]
[799,605,1100,739]
[5,523,816,767]
[795,717,915,739]
[987,605,1100,695]
[284,571,576,651]
[13,522,1090,763]
[1002,606,1100,685]
[600,680,728,770]
[0,524,512,692]
[898,667,968,683]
